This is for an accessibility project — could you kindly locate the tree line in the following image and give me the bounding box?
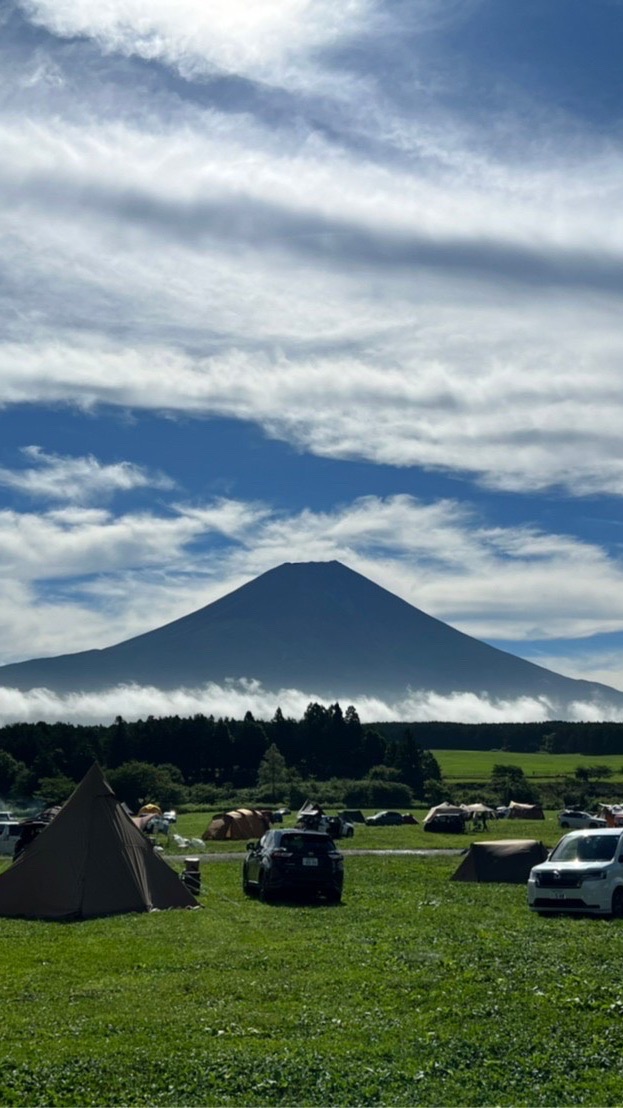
[0,706,621,811]
[378,720,623,753]
[0,703,441,809]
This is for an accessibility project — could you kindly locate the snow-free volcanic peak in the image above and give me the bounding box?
[0,560,621,715]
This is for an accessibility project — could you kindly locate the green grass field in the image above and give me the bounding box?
[170,809,563,855]
[2,842,623,1106]
[432,749,623,780]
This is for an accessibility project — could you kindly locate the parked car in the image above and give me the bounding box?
[423,813,465,834]
[242,829,344,903]
[327,815,354,838]
[528,828,623,916]
[297,812,354,837]
[365,811,404,826]
[558,810,606,830]
[0,821,22,857]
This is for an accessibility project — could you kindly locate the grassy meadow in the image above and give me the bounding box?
[2,829,623,1105]
[433,749,623,782]
[169,809,564,855]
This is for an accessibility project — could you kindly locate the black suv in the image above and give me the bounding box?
[243,829,344,903]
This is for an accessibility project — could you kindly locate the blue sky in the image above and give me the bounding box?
[2,0,623,724]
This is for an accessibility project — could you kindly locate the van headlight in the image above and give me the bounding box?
[582,870,608,881]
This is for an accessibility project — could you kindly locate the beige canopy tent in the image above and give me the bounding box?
[202,808,269,841]
[451,840,548,884]
[464,803,497,816]
[0,763,199,920]
[508,801,545,820]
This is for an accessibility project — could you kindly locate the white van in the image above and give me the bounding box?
[0,822,22,857]
[528,828,623,916]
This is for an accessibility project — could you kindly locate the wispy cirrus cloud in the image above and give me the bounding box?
[2,98,623,496]
[18,0,375,85]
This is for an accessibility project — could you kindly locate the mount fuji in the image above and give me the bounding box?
[0,560,621,716]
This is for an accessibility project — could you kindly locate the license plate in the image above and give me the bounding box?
[303,857,318,867]
[554,892,567,900]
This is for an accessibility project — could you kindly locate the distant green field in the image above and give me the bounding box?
[2,852,623,1105]
[432,749,623,780]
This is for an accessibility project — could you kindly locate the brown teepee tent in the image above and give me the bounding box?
[451,839,549,884]
[0,763,199,920]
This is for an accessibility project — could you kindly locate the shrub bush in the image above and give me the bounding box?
[344,779,413,808]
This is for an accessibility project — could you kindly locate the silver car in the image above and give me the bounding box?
[558,809,606,829]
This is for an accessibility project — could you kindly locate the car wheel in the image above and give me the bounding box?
[611,888,623,918]
[242,870,253,896]
[346,827,354,838]
[560,822,569,828]
[325,887,342,904]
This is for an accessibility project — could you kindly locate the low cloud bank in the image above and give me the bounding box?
[0,681,621,726]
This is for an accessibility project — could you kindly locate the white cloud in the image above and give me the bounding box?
[0,446,174,502]
[0,496,264,583]
[19,0,373,85]
[2,105,623,496]
[0,678,619,727]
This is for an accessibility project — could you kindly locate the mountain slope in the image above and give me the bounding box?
[0,560,621,713]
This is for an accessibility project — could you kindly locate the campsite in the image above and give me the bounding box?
[2,785,623,1105]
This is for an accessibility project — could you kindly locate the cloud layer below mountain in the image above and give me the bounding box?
[0,679,620,728]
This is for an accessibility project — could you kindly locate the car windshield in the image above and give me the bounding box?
[550,834,620,863]
[279,834,333,852]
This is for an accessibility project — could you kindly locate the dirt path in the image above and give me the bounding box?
[164,848,465,862]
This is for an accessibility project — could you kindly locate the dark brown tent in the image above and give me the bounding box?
[423,802,468,825]
[0,763,199,920]
[451,839,549,884]
[508,801,545,820]
[202,808,269,841]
